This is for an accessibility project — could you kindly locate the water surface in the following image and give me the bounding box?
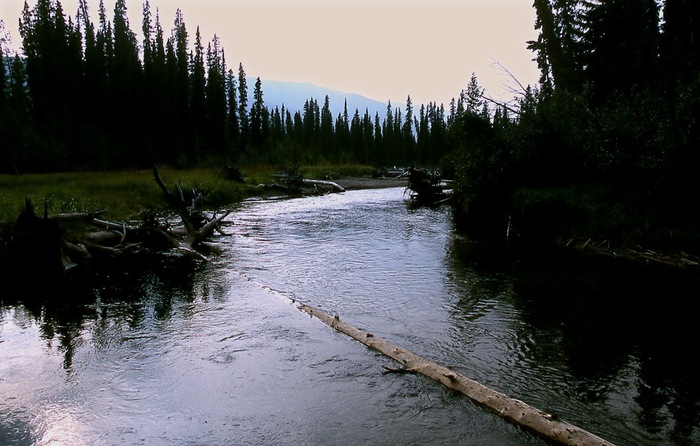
[2,187,699,445]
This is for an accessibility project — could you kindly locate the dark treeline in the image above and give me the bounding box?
[448,0,700,251]
[0,0,453,172]
[2,0,699,250]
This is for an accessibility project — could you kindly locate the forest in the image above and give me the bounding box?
[0,0,449,172]
[1,0,699,253]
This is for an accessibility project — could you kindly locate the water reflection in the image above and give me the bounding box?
[1,255,216,371]
[446,236,700,444]
[2,187,699,445]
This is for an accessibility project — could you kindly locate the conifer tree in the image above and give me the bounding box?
[660,0,699,83]
[0,21,7,109]
[250,76,264,149]
[350,108,362,163]
[111,0,143,164]
[171,8,191,160]
[237,63,249,150]
[320,95,334,160]
[362,108,374,164]
[226,68,240,158]
[463,73,484,115]
[190,26,207,160]
[271,106,283,143]
[374,112,383,163]
[382,101,394,166]
[583,0,660,100]
[205,36,227,155]
[403,95,415,161]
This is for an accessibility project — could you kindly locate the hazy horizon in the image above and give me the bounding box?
[1,0,540,107]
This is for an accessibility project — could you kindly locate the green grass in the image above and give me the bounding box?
[0,167,246,223]
[0,164,377,223]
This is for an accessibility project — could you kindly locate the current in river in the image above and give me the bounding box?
[2,187,699,445]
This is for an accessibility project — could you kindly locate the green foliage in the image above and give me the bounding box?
[448,0,700,252]
[0,168,251,223]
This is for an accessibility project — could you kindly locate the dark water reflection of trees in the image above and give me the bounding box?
[449,238,700,445]
[1,255,210,371]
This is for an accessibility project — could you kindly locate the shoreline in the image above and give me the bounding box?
[333,177,408,190]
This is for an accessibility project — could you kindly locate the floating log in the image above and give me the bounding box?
[297,302,616,446]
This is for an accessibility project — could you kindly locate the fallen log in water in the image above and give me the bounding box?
[302,178,345,193]
[297,302,616,446]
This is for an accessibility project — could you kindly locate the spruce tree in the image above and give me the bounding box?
[250,76,264,150]
[320,95,334,160]
[0,22,6,109]
[374,112,383,163]
[583,0,660,101]
[205,36,227,155]
[403,95,415,162]
[660,0,700,84]
[362,108,374,165]
[111,0,144,165]
[190,26,207,160]
[226,68,240,158]
[237,63,249,150]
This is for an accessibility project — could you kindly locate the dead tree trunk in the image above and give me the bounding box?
[297,302,616,446]
[151,165,230,252]
[2,168,232,277]
[302,178,345,193]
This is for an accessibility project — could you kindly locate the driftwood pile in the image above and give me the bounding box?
[1,167,230,278]
[405,167,452,206]
[260,166,345,197]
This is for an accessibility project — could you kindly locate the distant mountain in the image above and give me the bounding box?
[253,80,388,120]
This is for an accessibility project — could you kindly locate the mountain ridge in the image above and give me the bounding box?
[251,79,389,120]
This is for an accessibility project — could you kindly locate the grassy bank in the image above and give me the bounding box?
[0,164,377,223]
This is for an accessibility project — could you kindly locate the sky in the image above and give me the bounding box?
[1,0,541,107]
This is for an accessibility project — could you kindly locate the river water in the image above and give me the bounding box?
[2,187,699,445]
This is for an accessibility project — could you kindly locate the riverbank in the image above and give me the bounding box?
[0,165,390,223]
[333,177,407,190]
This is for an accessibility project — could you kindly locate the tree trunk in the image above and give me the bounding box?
[297,302,616,446]
[302,178,345,193]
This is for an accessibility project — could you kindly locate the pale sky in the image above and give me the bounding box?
[1,0,540,107]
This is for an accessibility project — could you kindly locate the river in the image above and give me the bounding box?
[1,187,699,445]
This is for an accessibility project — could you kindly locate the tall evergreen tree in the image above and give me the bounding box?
[583,0,660,100]
[111,0,143,164]
[205,36,227,155]
[250,76,264,149]
[660,0,700,83]
[529,0,586,93]
[403,95,415,161]
[361,108,374,164]
[237,63,249,150]
[320,95,334,160]
[190,26,207,160]
[0,21,7,109]
[226,68,240,158]
[463,73,484,115]
[374,112,383,163]
[170,8,190,161]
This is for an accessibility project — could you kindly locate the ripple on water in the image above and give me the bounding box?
[2,187,693,445]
